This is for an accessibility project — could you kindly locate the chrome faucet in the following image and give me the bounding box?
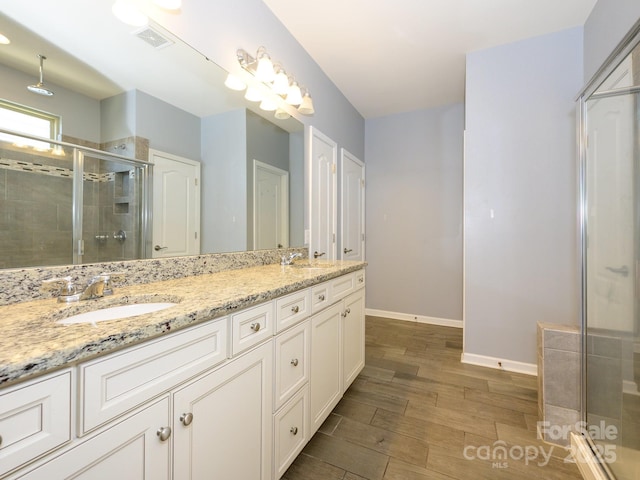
[280,252,303,266]
[42,273,125,303]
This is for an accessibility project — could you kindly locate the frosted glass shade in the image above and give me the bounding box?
[285,82,302,105]
[244,86,262,102]
[298,93,314,115]
[224,74,246,91]
[112,0,148,26]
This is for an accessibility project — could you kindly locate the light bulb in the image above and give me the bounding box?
[298,93,314,115]
[285,81,302,106]
[274,108,291,120]
[112,0,148,26]
[256,55,275,83]
[0,33,10,45]
[272,70,289,95]
[224,74,246,91]
[244,86,262,102]
[260,98,278,111]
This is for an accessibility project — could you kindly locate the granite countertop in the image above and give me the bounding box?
[0,260,365,387]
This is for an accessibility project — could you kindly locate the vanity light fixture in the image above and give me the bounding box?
[244,86,263,102]
[0,33,10,45]
[259,97,278,112]
[235,46,314,116]
[274,108,291,120]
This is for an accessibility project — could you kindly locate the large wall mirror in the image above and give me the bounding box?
[0,1,305,270]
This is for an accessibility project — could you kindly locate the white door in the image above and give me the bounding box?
[586,57,635,332]
[308,127,337,261]
[150,150,200,258]
[253,160,289,250]
[340,149,365,261]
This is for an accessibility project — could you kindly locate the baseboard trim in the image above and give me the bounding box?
[461,352,538,376]
[571,433,612,480]
[365,308,463,328]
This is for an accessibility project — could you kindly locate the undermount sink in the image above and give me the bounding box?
[56,301,178,326]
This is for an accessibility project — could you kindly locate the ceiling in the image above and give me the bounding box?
[261,0,598,119]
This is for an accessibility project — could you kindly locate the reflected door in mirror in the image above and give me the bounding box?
[151,150,200,258]
[253,160,289,250]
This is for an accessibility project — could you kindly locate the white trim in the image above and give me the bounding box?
[571,433,610,480]
[460,352,537,376]
[365,308,463,329]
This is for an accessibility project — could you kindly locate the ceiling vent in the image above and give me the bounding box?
[133,25,174,50]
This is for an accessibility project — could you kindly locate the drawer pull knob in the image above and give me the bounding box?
[180,412,194,426]
[358,277,364,283]
[290,426,298,435]
[250,322,261,332]
[291,358,299,367]
[157,426,172,442]
[318,294,325,301]
[291,305,300,313]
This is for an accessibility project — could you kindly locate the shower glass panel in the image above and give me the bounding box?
[0,129,149,269]
[583,42,640,480]
[80,152,146,264]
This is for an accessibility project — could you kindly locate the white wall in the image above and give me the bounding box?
[365,104,464,323]
[463,27,583,370]
[584,0,640,82]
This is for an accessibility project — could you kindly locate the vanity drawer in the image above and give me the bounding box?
[275,289,311,333]
[273,384,309,479]
[231,302,274,356]
[354,269,366,289]
[274,320,310,411]
[310,282,330,314]
[79,317,228,434]
[330,273,356,302]
[0,370,71,477]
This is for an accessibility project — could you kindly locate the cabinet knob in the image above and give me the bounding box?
[180,412,194,426]
[291,305,300,313]
[157,426,172,442]
[318,294,325,301]
[346,308,351,314]
[358,277,364,283]
[290,358,299,367]
[250,322,261,332]
[290,426,298,435]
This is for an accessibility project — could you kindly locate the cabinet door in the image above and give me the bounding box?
[309,302,343,434]
[342,288,366,391]
[173,342,273,480]
[17,397,170,480]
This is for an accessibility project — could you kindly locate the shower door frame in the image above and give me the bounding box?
[578,18,640,479]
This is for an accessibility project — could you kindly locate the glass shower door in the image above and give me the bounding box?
[584,45,640,480]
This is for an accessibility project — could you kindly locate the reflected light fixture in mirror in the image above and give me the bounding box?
[244,86,262,102]
[235,46,314,116]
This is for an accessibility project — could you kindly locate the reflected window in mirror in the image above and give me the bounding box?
[0,99,60,149]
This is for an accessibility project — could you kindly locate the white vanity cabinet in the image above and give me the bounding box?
[3,267,365,480]
[16,396,171,480]
[0,370,72,478]
[173,341,273,479]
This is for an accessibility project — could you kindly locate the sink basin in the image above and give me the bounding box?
[56,302,177,325]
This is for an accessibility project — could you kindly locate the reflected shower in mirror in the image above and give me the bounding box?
[0,2,305,270]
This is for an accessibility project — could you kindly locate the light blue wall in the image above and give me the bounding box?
[365,104,464,321]
[464,27,583,367]
[201,109,247,253]
[584,0,640,82]
[0,63,101,143]
[136,91,201,161]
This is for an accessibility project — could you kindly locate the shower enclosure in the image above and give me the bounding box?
[0,129,150,269]
[580,27,640,480]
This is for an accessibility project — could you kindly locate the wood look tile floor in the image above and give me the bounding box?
[282,316,584,480]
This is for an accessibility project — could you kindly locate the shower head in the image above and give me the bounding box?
[27,54,54,96]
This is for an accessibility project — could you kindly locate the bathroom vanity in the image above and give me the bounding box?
[0,260,366,479]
